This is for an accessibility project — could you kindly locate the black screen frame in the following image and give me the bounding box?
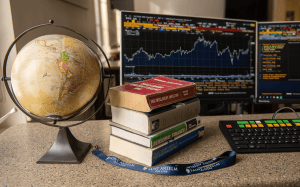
[257,21,300,104]
[120,11,257,104]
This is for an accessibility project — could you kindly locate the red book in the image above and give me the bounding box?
[109,76,197,112]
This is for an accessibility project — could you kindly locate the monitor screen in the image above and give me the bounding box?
[257,22,300,104]
[121,11,256,103]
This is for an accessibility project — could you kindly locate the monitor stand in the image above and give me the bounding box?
[200,104,228,116]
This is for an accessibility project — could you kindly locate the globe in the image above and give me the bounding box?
[10,34,101,120]
[2,21,109,164]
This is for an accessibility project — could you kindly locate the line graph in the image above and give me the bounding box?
[124,36,250,67]
[123,31,253,79]
[121,12,257,101]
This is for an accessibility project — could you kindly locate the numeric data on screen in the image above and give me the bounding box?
[121,12,256,100]
[257,23,300,102]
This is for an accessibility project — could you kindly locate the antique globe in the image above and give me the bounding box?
[11,34,101,120]
[2,21,110,164]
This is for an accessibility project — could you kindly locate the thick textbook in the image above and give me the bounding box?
[109,76,196,112]
[111,115,201,148]
[111,97,200,135]
[109,125,204,167]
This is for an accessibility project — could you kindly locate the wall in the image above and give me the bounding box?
[98,0,119,52]
[10,0,97,52]
[272,0,287,21]
[134,0,226,18]
[271,0,300,21]
[286,0,300,21]
[0,0,26,133]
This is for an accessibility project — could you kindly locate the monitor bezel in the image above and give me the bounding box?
[256,21,300,104]
[120,11,257,104]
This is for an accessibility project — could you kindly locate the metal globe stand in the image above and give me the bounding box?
[2,20,111,164]
[37,127,91,164]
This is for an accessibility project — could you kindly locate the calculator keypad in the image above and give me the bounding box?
[219,119,300,153]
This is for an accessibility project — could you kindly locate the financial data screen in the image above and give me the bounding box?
[121,12,256,103]
[257,22,300,104]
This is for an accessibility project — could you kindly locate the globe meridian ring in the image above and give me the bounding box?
[2,21,110,128]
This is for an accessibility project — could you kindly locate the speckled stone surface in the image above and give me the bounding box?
[1,113,300,186]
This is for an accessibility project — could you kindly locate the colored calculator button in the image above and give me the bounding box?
[292,119,300,123]
[267,124,273,127]
[283,120,289,123]
[239,125,245,128]
[295,123,300,127]
[286,123,293,127]
[245,124,251,128]
[237,121,249,125]
[226,125,232,128]
[279,123,286,127]
[258,124,264,128]
[265,120,277,124]
[273,124,280,127]
[249,121,255,124]
[277,120,283,123]
[251,124,258,128]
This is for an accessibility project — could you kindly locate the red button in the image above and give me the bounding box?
[226,125,232,128]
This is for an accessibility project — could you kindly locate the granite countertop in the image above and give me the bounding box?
[1,112,300,186]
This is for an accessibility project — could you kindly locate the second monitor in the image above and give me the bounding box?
[121,11,256,103]
[257,22,300,104]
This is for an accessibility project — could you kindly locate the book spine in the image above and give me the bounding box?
[152,126,204,165]
[146,85,196,110]
[151,116,200,148]
[151,123,186,148]
[148,99,200,134]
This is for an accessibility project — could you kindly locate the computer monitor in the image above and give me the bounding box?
[257,22,300,104]
[120,11,257,104]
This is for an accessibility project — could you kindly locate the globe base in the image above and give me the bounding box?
[37,127,91,164]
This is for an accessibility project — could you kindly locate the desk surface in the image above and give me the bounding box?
[1,113,300,186]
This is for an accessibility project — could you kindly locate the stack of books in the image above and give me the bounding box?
[108,76,204,166]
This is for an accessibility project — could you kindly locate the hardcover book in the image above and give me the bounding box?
[109,76,197,112]
[110,97,200,135]
[109,125,204,166]
[111,115,201,148]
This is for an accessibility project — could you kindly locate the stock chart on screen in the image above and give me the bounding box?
[121,12,256,103]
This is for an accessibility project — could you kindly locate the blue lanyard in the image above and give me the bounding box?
[92,149,236,175]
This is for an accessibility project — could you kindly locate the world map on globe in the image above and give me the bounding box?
[11,34,101,119]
